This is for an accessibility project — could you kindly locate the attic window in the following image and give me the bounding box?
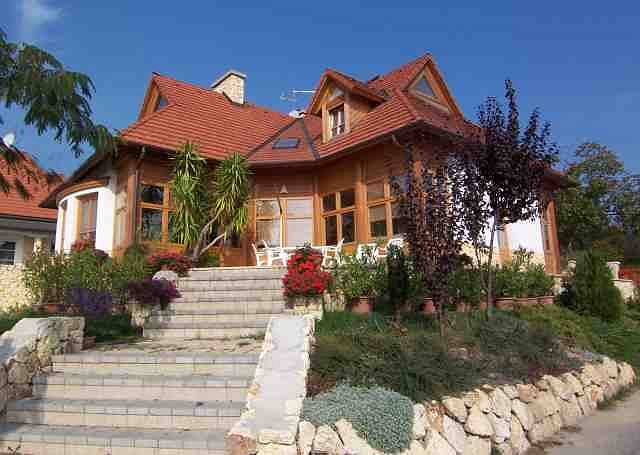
[155,96,168,111]
[272,138,300,149]
[329,105,345,138]
[414,76,435,98]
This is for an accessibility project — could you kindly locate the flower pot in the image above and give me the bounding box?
[456,302,467,313]
[513,297,529,309]
[351,297,372,314]
[539,295,554,306]
[44,302,61,314]
[422,297,436,314]
[479,301,488,311]
[495,297,514,310]
[127,301,152,328]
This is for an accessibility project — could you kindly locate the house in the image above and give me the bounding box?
[41,53,563,273]
[0,146,59,309]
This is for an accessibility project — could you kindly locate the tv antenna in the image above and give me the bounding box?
[280,89,315,103]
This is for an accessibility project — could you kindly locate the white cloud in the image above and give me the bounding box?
[18,0,62,43]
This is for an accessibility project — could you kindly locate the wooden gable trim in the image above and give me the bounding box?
[405,58,464,118]
[137,76,170,120]
[56,178,110,205]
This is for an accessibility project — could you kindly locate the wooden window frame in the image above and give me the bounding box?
[113,184,128,250]
[138,181,177,244]
[328,103,346,138]
[255,198,282,248]
[321,187,356,245]
[76,193,98,246]
[365,177,407,241]
[59,200,67,251]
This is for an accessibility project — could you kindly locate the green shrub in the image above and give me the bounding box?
[302,384,413,453]
[560,251,624,321]
[332,250,383,303]
[23,249,69,304]
[196,250,221,268]
[448,266,483,307]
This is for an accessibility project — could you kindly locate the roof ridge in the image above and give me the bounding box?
[119,102,183,138]
[245,117,299,159]
[369,52,431,87]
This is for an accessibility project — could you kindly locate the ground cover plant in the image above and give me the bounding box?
[308,310,577,403]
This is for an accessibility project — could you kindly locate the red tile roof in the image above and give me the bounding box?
[307,69,386,114]
[0,149,60,220]
[248,116,322,164]
[120,74,292,161]
[367,54,432,94]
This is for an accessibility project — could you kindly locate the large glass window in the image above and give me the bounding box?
[365,178,406,241]
[77,193,98,246]
[256,199,281,247]
[0,241,16,265]
[285,198,313,247]
[322,188,356,245]
[369,205,387,239]
[139,182,176,243]
[255,197,313,248]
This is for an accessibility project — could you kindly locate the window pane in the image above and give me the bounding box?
[341,211,355,243]
[257,219,280,247]
[0,241,16,265]
[286,218,313,247]
[140,184,164,205]
[366,181,385,201]
[79,196,97,234]
[256,200,280,218]
[322,194,336,212]
[286,198,312,218]
[325,215,338,245]
[391,202,407,236]
[415,77,435,97]
[369,205,387,238]
[340,189,355,208]
[141,208,163,241]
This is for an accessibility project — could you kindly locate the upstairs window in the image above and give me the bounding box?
[329,105,345,138]
[77,193,98,246]
[414,76,435,98]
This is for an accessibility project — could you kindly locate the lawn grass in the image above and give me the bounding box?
[309,309,578,402]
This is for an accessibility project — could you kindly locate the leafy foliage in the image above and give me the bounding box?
[282,245,332,298]
[126,278,180,308]
[0,29,113,164]
[559,250,624,321]
[65,287,113,318]
[169,142,210,247]
[332,249,384,303]
[147,252,192,276]
[302,384,413,453]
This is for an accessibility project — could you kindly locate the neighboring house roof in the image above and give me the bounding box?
[120,73,292,161]
[0,146,60,221]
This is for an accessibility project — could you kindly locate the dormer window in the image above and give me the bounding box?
[414,76,435,98]
[329,105,345,138]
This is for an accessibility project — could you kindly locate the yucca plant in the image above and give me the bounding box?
[191,152,252,260]
[169,141,209,247]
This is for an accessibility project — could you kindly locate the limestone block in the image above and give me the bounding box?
[501,385,518,400]
[577,393,596,416]
[297,421,315,455]
[602,379,619,400]
[257,443,297,455]
[559,396,582,426]
[487,413,510,443]
[510,400,534,431]
[462,435,491,455]
[464,406,493,437]
[313,425,344,455]
[578,364,597,386]
[535,378,549,391]
[442,415,466,453]
[489,388,511,419]
[585,385,604,405]
[425,402,445,434]
[529,392,559,422]
[424,430,456,455]
[560,373,583,396]
[442,397,468,423]
[508,415,531,454]
[515,384,537,403]
[494,443,514,455]
[544,375,573,401]
[602,357,618,378]
[527,416,555,444]
[0,366,7,388]
[335,419,380,455]
[413,404,427,439]
[462,390,492,413]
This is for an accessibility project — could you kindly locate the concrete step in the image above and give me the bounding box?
[166,299,285,315]
[6,398,244,430]
[172,288,284,302]
[178,278,283,292]
[148,310,276,325]
[184,266,285,281]
[52,352,259,376]
[0,423,227,455]
[33,373,251,402]
[143,321,269,340]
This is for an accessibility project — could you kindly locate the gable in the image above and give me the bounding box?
[406,59,464,118]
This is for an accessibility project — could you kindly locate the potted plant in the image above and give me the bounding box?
[334,252,378,314]
[282,245,332,315]
[126,278,180,327]
[494,266,515,310]
[526,264,555,306]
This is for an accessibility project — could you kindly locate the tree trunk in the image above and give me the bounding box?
[486,218,498,318]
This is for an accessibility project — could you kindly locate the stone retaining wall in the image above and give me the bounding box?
[227,315,315,455]
[0,265,31,311]
[0,317,84,414]
[296,356,636,455]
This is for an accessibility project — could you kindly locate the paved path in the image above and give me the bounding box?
[532,390,640,455]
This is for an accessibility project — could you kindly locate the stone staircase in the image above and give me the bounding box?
[0,267,287,454]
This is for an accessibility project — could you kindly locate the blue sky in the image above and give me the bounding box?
[2,0,639,176]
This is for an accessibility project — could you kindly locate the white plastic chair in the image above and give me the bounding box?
[356,243,380,263]
[323,238,344,267]
[266,246,287,266]
[252,243,267,267]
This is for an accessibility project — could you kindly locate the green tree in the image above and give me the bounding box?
[169,142,209,247]
[0,28,112,194]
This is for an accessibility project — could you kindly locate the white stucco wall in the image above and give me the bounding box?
[55,172,116,255]
[507,216,545,254]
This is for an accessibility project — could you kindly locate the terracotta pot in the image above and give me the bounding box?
[456,302,467,313]
[351,296,372,314]
[495,297,514,310]
[45,302,61,314]
[422,297,436,314]
[513,297,529,309]
[479,301,488,311]
[539,295,554,306]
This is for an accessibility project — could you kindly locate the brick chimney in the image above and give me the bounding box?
[211,69,246,104]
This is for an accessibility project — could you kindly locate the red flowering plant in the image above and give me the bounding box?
[282,244,332,304]
[147,252,192,276]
